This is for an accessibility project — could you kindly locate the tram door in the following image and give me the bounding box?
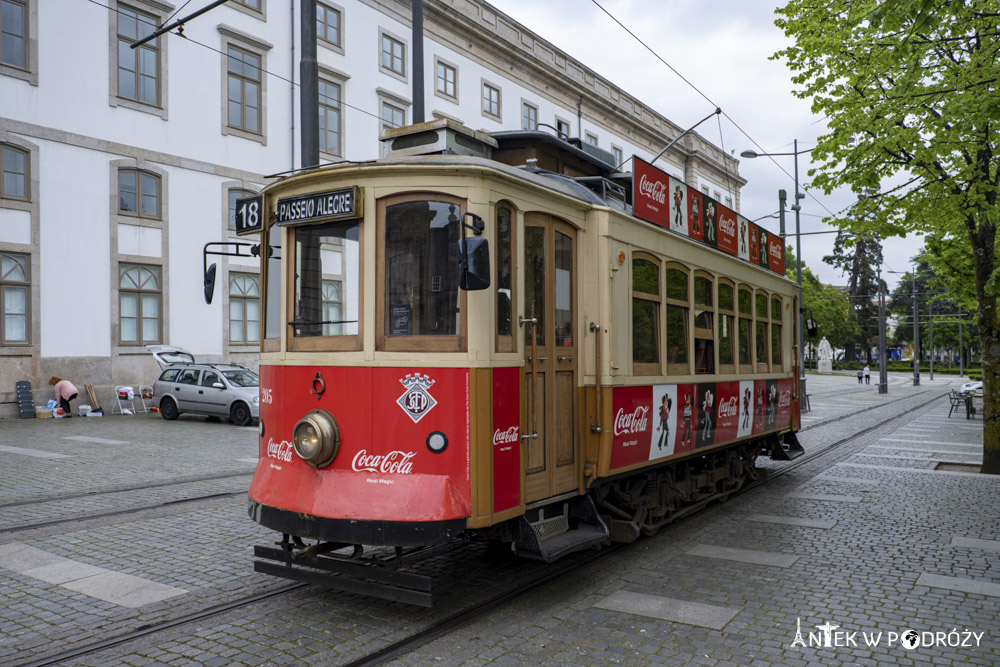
[523,214,579,502]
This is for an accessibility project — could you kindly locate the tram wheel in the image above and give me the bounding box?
[160,397,179,421]
[230,402,252,426]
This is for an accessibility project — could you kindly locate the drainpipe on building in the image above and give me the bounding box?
[412,0,425,124]
[300,0,319,168]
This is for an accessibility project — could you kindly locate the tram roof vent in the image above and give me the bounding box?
[380,119,498,159]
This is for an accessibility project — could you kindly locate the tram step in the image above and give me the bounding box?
[515,495,609,563]
[770,432,805,461]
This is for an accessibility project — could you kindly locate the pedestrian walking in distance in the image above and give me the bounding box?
[864,365,871,385]
[857,369,863,384]
[49,376,79,417]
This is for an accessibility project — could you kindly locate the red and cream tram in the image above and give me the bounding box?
[239,120,803,605]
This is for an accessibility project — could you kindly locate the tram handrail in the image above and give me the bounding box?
[590,322,602,434]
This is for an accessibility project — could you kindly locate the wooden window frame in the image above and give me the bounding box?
[286,219,363,353]
[495,201,517,354]
[226,45,262,134]
[1,144,28,201]
[521,101,537,130]
[376,192,468,353]
[118,168,161,219]
[119,263,162,345]
[755,290,770,373]
[0,251,29,345]
[664,262,690,375]
[737,284,753,374]
[228,272,260,344]
[116,3,161,108]
[482,81,501,121]
[317,2,342,50]
[380,32,405,77]
[631,252,661,376]
[717,278,736,375]
[771,295,784,371]
[435,58,458,101]
[693,270,715,375]
[318,77,343,156]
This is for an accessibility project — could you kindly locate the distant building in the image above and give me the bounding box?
[0,0,744,416]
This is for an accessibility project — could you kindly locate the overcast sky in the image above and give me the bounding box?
[487,0,921,290]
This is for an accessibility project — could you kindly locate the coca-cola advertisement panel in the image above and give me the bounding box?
[610,385,652,470]
[687,187,704,242]
[713,381,740,444]
[748,223,760,265]
[669,178,688,236]
[695,383,718,448]
[649,384,678,460]
[752,379,767,434]
[492,367,521,513]
[775,378,792,429]
[737,215,750,261]
[632,157,669,228]
[248,365,472,523]
[717,206,739,256]
[675,384,697,454]
[768,234,786,275]
[702,197,719,250]
[737,379,755,439]
[758,228,770,269]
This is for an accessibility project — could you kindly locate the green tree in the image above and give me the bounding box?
[787,247,856,359]
[822,231,883,363]
[776,1,1000,473]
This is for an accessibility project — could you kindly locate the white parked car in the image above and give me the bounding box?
[959,380,982,395]
[145,345,259,426]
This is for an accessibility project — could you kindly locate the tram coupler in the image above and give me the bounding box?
[768,432,804,461]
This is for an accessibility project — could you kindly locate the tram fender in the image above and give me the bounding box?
[769,432,804,460]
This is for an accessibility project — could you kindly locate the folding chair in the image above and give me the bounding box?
[138,385,154,413]
[112,386,137,415]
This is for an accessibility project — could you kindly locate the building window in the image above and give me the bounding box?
[436,59,456,99]
[119,169,160,219]
[233,0,261,10]
[665,266,689,374]
[381,33,404,76]
[227,46,261,133]
[321,280,342,336]
[116,5,159,106]
[612,146,623,167]
[701,185,709,195]
[1,252,28,344]
[725,196,733,208]
[317,3,341,48]
[319,78,341,155]
[1,0,27,69]
[632,255,660,374]
[228,188,251,230]
[381,101,404,130]
[585,133,598,146]
[482,82,501,119]
[522,103,537,130]
[1,144,27,199]
[229,273,260,343]
[555,118,570,139]
[120,264,161,344]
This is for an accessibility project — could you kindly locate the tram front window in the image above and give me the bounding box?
[293,221,360,338]
[385,200,461,337]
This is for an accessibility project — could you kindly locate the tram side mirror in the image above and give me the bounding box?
[458,237,490,291]
[204,263,217,304]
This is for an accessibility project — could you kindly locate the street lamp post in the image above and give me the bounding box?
[741,141,810,403]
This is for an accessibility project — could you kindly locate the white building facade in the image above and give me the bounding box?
[0,0,744,417]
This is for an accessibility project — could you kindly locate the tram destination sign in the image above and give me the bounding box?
[276,187,360,226]
[631,156,785,277]
[234,195,264,235]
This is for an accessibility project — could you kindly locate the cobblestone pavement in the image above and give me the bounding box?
[1,372,997,666]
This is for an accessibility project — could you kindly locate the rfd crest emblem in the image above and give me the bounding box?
[396,373,437,423]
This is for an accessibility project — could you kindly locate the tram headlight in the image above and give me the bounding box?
[292,409,340,468]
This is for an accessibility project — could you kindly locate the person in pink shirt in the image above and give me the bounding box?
[49,376,78,417]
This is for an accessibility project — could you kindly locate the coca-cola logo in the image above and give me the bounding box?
[639,174,667,204]
[493,426,520,446]
[719,217,736,235]
[614,406,650,436]
[779,390,791,407]
[718,396,739,418]
[352,449,416,474]
[266,438,293,462]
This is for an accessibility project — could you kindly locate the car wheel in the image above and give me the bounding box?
[160,397,179,421]
[230,402,252,426]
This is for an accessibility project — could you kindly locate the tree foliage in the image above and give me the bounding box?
[787,247,856,353]
[775,0,1000,472]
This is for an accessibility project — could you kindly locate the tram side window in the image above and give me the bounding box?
[755,292,769,372]
[496,205,514,350]
[693,274,714,374]
[293,221,360,339]
[632,256,660,374]
[738,287,752,373]
[384,200,461,340]
[718,281,735,373]
[771,296,783,369]
[665,267,689,374]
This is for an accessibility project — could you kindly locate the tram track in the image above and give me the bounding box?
[11,389,953,667]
